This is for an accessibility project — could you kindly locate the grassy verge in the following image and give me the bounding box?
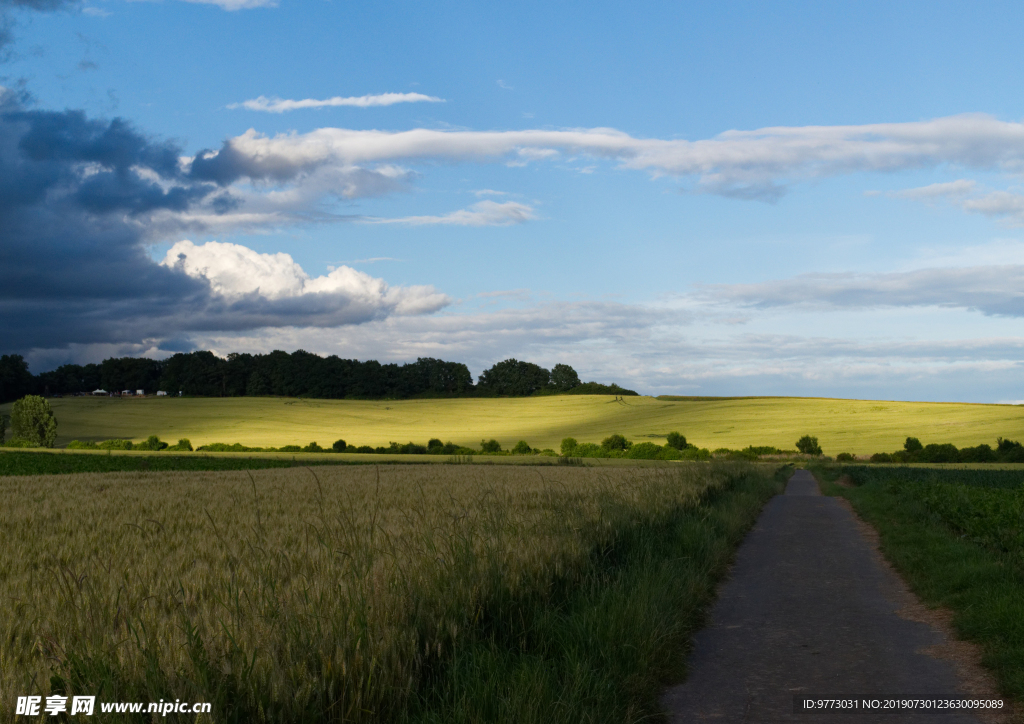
[811,464,1024,703]
[410,463,788,723]
[2,462,785,723]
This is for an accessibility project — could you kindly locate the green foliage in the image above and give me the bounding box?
[198,442,261,452]
[550,363,581,391]
[427,438,444,452]
[835,452,855,462]
[303,441,324,453]
[795,435,822,455]
[828,466,1024,699]
[10,395,58,448]
[870,452,893,463]
[134,435,169,451]
[387,441,427,454]
[353,445,376,454]
[97,439,133,450]
[477,358,551,396]
[332,439,347,453]
[904,436,923,453]
[66,440,98,449]
[625,442,663,459]
[665,431,687,450]
[0,413,5,443]
[560,437,578,456]
[0,354,36,404]
[564,381,639,396]
[166,438,193,452]
[511,440,532,455]
[601,434,632,452]
[574,443,605,458]
[279,445,302,453]
[480,439,503,453]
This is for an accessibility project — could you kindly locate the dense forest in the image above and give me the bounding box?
[0,352,638,403]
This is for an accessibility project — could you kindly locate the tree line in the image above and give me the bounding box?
[0,352,637,403]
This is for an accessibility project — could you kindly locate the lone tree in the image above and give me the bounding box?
[904,437,923,453]
[666,431,687,450]
[11,395,58,448]
[550,363,581,392]
[601,433,632,452]
[796,435,822,456]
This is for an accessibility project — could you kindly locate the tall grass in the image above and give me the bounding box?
[1,462,781,722]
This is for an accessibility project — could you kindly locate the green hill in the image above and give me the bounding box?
[4,394,1024,455]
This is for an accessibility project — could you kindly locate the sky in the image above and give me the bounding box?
[2,0,1024,402]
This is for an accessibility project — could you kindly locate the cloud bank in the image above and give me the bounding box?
[188,114,1024,201]
[231,92,445,113]
[700,265,1024,317]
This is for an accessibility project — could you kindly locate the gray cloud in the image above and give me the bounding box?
[0,91,448,353]
[699,266,1024,317]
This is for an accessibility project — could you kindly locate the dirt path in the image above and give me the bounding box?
[660,470,1001,723]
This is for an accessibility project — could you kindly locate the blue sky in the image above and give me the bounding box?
[3,0,1024,401]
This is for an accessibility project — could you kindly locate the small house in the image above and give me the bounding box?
[136,389,145,396]
[157,391,168,397]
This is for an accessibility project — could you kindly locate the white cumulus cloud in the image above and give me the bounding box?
[161,240,449,316]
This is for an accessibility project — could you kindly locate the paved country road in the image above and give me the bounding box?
[661,469,990,723]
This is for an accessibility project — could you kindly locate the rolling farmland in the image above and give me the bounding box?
[6,394,1024,455]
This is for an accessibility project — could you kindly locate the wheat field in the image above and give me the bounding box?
[0,462,771,722]
[8,394,1024,454]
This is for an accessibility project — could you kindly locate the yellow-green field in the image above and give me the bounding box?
[3,394,1024,455]
[0,461,775,722]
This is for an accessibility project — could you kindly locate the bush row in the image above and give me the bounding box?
[862,436,1024,464]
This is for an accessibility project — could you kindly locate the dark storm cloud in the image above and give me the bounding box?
[0,93,445,355]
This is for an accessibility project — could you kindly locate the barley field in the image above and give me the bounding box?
[7,394,1024,455]
[0,461,781,722]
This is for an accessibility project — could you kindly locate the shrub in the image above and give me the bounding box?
[918,443,959,463]
[959,444,996,463]
[835,452,855,462]
[66,440,98,449]
[904,437,923,453]
[665,431,687,450]
[626,442,663,459]
[427,438,444,452]
[10,395,58,448]
[303,442,324,453]
[996,437,1024,462]
[354,445,375,454]
[795,435,822,456]
[870,452,893,463]
[511,440,532,455]
[388,442,426,454]
[0,414,5,443]
[279,445,302,453]
[166,438,193,452]
[480,439,502,453]
[3,438,40,448]
[679,447,713,461]
[332,439,347,453]
[573,443,605,458]
[601,434,631,452]
[135,435,169,451]
[198,442,261,452]
[560,437,578,456]
[97,439,133,450]
[655,446,682,460]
